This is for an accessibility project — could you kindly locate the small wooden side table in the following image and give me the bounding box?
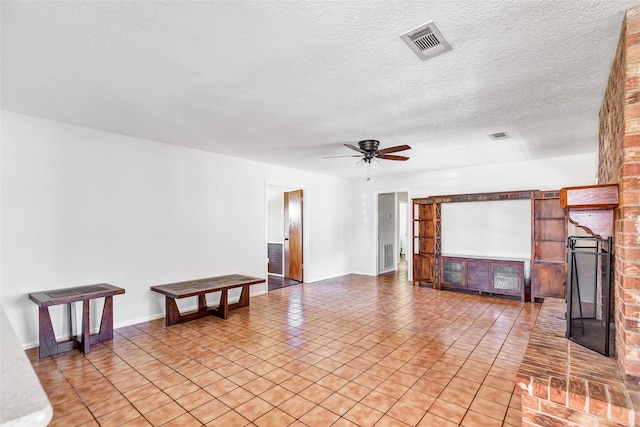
[28,284,125,358]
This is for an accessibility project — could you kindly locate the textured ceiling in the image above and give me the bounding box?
[1,1,636,179]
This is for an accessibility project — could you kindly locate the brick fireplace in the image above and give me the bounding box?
[599,5,640,388]
[515,6,640,426]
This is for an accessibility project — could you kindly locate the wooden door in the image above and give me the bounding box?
[532,197,567,299]
[284,190,303,282]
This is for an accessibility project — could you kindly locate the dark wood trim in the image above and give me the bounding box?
[533,190,562,199]
[416,189,536,205]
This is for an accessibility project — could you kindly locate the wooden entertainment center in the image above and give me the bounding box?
[412,189,567,301]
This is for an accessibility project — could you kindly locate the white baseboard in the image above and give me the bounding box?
[347,271,377,277]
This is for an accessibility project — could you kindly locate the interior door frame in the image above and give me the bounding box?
[374,189,411,276]
[265,182,309,289]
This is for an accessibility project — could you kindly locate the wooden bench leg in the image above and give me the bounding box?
[229,285,250,310]
[213,289,229,319]
[38,307,58,358]
[81,300,91,354]
[238,285,249,307]
[165,297,181,327]
[198,295,207,312]
[69,302,77,342]
[98,296,114,342]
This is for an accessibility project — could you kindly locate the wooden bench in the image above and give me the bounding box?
[150,274,264,326]
[28,284,125,358]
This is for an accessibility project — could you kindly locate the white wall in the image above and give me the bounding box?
[441,200,531,259]
[266,186,285,243]
[1,112,352,347]
[0,110,600,347]
[350,153,598,276]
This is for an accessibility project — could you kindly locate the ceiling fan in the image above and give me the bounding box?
[324,140,411,181]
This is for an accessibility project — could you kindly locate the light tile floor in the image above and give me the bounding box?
[28,267,541,426]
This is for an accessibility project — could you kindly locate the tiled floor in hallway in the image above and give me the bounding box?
[29,267,541,426]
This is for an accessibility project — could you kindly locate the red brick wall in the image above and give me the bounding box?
[599,21,625,184]
[599,6,640,386]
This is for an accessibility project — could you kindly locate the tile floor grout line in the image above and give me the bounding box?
[30,267,536,427]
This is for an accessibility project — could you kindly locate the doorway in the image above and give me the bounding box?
[377,191,409,276]
[266,185,304,291]
[378,193,396,274]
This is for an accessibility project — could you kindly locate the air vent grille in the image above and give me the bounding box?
[489,132,511,140]
[414,33,440,51]
[401,21,451,60]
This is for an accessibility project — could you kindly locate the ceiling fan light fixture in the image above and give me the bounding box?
[326,139,411,181]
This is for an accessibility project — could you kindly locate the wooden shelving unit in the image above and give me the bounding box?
[412,199,440,287]
[531,192,567,299]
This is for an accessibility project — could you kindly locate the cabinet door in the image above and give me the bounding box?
[532,262,566,299]
[466,260,490,290]
[441,258,465,287]
[532,198,567,299]
[491,262,523,295]
[413,254,434,284]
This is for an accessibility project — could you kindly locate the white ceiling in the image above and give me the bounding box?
[2,1,636,179]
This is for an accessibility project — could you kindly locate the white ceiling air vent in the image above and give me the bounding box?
[400,21,452,60]
[488,132,511,140]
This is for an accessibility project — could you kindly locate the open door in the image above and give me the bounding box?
[284,189,303,282]
[378,193,396,274]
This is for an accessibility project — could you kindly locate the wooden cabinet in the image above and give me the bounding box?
[532,196,567,299]
[412,199,440,287]
[439,256,526,301]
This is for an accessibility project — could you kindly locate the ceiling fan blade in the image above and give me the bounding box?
[344,143,368,154]
[377,144,411,155]
[322,155,362,158]
[378,154,410,161]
